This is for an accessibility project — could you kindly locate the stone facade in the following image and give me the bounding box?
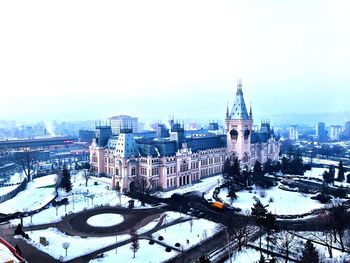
[89,81,280,192]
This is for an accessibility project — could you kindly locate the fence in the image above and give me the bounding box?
[0,178,27,204]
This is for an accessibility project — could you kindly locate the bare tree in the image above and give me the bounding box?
[136,176,151,206]
[312,231,334,258]
[328,204,349,251]
[83,163,91,187]
[276,231,299,263]
[130,229,139,258]
[227,213,255,251]
[17,148,37,182]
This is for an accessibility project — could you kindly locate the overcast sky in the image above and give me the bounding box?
[0,0,349,122]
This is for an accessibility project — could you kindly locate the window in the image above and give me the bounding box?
[115,168,119,175]
[131,167,136,176]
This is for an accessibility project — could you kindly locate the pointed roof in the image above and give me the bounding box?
[230,80,249,120]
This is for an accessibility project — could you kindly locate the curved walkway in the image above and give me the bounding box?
[24,206,166,237]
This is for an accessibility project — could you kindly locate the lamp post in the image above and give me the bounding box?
[115,228,118,254]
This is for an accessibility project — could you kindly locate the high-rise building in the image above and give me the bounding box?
[329,125,342,141]
[289,125,299,140]
[109,115,138,135]
[316,122,326,141]
[344,121,350,137]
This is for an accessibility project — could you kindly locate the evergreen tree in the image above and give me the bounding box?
[222,158,231,180]
[227,184,237,199]
[323,170,334,185]
[253,161,263,181]
[261,212,277,255]
[231,157,241,178]
[60,167,72,193]
[347,173,350,184]
[300,240,319,263]
[281,157,289,174]
[251,199,268,256]
[263,159,273,175]
[337,160,345,182]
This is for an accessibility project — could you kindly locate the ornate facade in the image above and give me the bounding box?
[89,81,280,192]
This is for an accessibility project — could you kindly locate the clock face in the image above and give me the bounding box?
[230,129,238,140]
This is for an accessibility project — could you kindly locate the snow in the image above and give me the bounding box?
[0,182,56,214]
[152,218,222,251]
[11,173,151,227]
[156,174,223,198]
[87,214,124,227]
[225,247,260,263]
[19,227,129,261]
[33,174,58,188]
[89,239,178,263]
[7,172,25,184]
[0,184,18,196]
[219,184,325,215]
[303,168,350,188]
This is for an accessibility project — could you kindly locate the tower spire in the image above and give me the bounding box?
[249,101,253,119]
[237,79,242,91]
[226,101,230,119]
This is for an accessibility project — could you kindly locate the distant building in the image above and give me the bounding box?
[90,80,280,191]
[344,121,350,137]
[316,122,326,141]
[109,115,138,135]
[329,125,342,141]
[289,125,299,140]
[79,130,95,143]
[155,124,170,138]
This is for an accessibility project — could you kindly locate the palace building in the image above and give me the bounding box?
[89,81,280,192]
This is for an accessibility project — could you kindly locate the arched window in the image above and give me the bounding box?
[131,167,136,176]
[230,129,238,140]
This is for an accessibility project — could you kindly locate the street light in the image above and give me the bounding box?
[115,228,118,254]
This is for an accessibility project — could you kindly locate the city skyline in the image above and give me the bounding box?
[1,1,350,122]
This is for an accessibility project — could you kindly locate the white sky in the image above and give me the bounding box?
[0,0,349,122]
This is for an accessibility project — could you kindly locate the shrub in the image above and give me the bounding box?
[268,197,274,203]
[149,240,155,245]
[158,236,164,241]
[259,189,267,198]
[175,243,181,247]
[165,247,171,252]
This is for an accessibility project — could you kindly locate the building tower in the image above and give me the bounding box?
[225,80,253,167]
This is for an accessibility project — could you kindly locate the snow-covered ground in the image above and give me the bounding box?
[0,180,56,214]
[19,227,129,261]
[0,184,18,196]
[7,172,25,184]
[33,174,58,188]
[253,231,350,263]
[152,218,222,250]
[11,173,151,227]
[303,168,350,188]
[155,175,223,198]
[89,239,178,263]
[219,184,326,215]
[226,247,260,263]
[87,214,124,227]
